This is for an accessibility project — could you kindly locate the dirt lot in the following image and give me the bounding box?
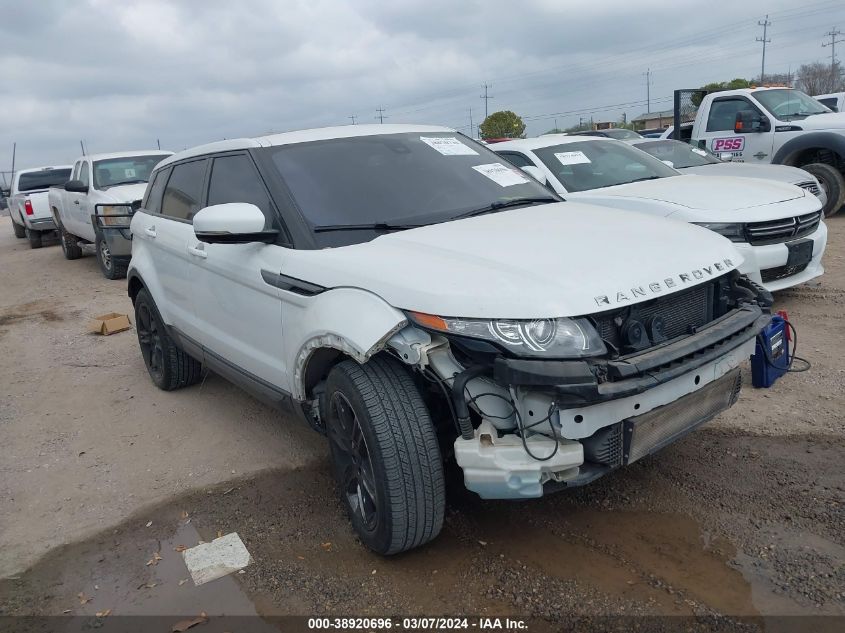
[0,214,843,628]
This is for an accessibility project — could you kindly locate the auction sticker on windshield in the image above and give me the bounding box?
[555,150,591,165]
[472,162,531,187]
[420,136,478,156]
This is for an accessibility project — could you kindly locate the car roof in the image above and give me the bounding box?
[491,135,612,152]
[157,124,455,169]
[82,150,174,162]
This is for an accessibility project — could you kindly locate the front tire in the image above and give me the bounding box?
[802,163,844,217]
[25,227,43,249]
[96,233,126,279]
[12,219,26,238]
[59,223,83,259]
[134,288,202,391]
[324,357,445,555]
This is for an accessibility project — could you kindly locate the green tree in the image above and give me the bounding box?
[693,78,753,106]
[479,110,526,139]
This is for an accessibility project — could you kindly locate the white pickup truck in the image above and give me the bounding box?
[7,165,72,248]
[49,151,172,278]
[676,87,845,216]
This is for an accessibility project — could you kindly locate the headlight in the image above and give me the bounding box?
[408,312,606,358]
[692,222,746,243]
[99,205,132,227]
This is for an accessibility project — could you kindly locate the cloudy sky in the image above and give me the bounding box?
[1,0,843,172]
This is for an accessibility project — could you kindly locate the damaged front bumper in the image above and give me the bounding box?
[453,304,767,500]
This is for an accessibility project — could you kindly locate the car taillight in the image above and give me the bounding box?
[24,200,34,215]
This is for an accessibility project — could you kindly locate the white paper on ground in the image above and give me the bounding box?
[182,532,251,586]
[471,162,530,187]
[419,136,478,156]
[554,151,592,165]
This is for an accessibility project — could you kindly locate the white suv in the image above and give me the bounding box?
[128,125,771,554]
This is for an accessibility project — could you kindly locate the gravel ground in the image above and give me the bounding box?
[0,214,843,628]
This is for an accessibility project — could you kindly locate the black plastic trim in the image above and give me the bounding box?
[260,269,326,296]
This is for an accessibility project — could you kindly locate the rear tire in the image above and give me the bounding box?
[12,219,26,238]
[802,162,844,217]
[323,356,445,555]
[96,233,126,279]
[59,223,83,260]
[134,288,202,391]
[25,227,43,249]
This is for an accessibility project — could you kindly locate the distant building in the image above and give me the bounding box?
[631,108,693,131]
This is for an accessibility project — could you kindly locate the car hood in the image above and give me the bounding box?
[569,174,820,222]
[282,202,743,319]
[795,112,845,130]
[680,162,814,184]
[98,183,148,203]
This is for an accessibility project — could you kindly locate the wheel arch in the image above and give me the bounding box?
[127,270,146,304]
[773,132,845,169]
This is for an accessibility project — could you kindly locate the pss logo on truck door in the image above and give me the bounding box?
[711,137,745,152]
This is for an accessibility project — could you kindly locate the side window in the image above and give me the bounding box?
[706,99,757,132]
[78,162,90,187]
[207,155,273,224]
[817,97,836,110]
[143,167,170,214]
[497,152,534,168]
[161,160,207,222]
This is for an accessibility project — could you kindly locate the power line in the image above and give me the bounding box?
[480,83,493,119]
[375,107,387,124]
[757,14,772,82]
[822,27,844,73]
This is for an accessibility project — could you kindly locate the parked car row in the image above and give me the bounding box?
[5,122,828,556]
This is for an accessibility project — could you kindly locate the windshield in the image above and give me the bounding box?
[267,132,557,234]
[632,139,720,169]
[93,155,167,189]
[754,89,831,120]
[17,168,72,192]
[532,140,679,192]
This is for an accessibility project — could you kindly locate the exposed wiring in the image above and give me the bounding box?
[463,388,561,462]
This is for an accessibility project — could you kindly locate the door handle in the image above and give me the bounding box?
[73,200,80,205]
[144,226,157,238]
[187,244,207,259]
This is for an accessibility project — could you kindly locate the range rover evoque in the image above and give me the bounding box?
[126,125,772,555]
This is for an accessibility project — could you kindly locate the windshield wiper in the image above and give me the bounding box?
[625,176,662,184]
[313,222,422,233]
[104,179,147,187]
[456,196,557,220]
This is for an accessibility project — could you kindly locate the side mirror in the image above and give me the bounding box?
[734,110,770,134]
[521,165,547,184]
[193,203,278,244]
[64,179,88,193]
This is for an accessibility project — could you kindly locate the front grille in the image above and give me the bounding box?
[745,211,821,245]
[797,180,821,197]
[591,282,712,351]
[761,261,810,283]
[623,368,742,464]
[582,423,623,467]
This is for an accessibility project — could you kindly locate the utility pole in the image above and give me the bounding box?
[480,83,493,120]
[468,108,474,138]
[348,114,357,125]
[757,15,771,83]
[157,138,161,150]
[375,107,387,124]
[578,116,584,130]
[822,27,844,76]
[11,142,16,176]
[643,69,652,113]
[554,117,558,132]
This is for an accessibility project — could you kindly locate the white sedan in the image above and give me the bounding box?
[493,136,827,292]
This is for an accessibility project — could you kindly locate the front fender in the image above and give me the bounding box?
[773,131,845,164]
[284,287,407,400]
